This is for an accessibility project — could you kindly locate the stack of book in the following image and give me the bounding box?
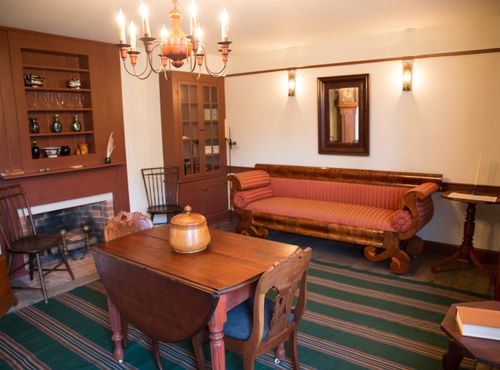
[455,305,500,340]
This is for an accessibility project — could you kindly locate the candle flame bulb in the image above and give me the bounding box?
[220,8,229,41]
[189,1,198,35]
[128,21,137,50]
[160,25,168,44]
[116,9,126,44]
[139,1,151,36]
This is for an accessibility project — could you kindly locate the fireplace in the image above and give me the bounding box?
[31,193,114,245]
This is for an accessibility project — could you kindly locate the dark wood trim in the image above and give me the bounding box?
[0,25,116,47]
[441,182,500,196]
[0,161,126,180]
[255,163,443,188]
[227,48,500,78]
[424,240,499,266]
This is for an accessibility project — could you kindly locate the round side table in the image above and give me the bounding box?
[431,191,499,284]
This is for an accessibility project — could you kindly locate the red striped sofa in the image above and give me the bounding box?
[230,164,442,274]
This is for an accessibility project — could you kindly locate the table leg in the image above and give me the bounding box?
[208,295,227,370]
[432,203,495,284]
[442,340,464,370]
[107,296,124,363]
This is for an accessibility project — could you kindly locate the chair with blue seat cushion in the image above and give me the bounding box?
[193,247,312,370]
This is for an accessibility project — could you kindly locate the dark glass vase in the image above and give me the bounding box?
[71,114,81,132]
[31,141,40,159]
[28,118,40,134]
[52,114,62,133]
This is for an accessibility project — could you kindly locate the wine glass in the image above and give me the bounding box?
[42,92,51,108]
[27,92,38,108]
[55,93,65,108]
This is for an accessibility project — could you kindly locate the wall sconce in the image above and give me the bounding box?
[402,60,413,91]
[288,70,296,96]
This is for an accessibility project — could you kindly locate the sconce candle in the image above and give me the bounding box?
[402,60,413,91]
[473,154,482,188]
[288,70,296,97]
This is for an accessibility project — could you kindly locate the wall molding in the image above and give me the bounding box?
[227,48,500,78]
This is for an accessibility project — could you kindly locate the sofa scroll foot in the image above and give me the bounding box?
[389,250,410,274]
[364,232,410,274]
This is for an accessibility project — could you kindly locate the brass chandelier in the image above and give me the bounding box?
[115,0,232,80]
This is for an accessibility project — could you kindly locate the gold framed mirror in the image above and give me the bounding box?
[318,74,369,155]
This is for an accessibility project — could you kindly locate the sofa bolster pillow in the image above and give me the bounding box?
[390,209,413,233]
[234,170,271,190]
[234,186,273,208]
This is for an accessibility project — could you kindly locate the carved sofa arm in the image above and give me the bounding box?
[397,182,440,239]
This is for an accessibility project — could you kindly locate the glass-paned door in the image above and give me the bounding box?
[203,85,220,173]
[180,83,200,176]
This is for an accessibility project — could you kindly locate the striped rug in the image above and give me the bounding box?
[0,259,486,369]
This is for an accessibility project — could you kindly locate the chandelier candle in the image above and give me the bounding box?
[116,9,126,44]
[140,1,151,37]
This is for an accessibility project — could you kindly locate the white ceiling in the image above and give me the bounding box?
[1,0,499,55]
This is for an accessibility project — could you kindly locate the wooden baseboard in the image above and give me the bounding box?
[424,240,499,266]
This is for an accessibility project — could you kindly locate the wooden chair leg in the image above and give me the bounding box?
[275,342,285,362]
[243,355,255,370]
[151,339,163,370]
[35,253,48,304]
[7,253,13,275]
[289,329,300,370]
[192,333,207,370]
[55,243,75,280]
[29,254,35,280]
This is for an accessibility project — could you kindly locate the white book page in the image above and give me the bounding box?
[448,192,497,202]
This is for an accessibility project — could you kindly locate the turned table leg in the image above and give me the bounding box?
[107,296,124,363]
[208,295,227,370]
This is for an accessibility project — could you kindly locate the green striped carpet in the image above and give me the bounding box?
[0,255,486,369]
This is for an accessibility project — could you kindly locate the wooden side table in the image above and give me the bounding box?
[441,301,500,369]
[431,191,499,284]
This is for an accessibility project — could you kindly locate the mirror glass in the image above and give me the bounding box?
[318,74,369,155]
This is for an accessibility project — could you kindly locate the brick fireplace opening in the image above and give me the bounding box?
[32,196,114,245]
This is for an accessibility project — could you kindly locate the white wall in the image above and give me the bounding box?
[224,20,500,251]
[121,65,164,215]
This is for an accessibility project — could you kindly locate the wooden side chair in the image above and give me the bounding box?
[193,247,312,370]
[102,211,216,370]
[103,210,154,242]
[141,167,184,224]
[0,184,74,304]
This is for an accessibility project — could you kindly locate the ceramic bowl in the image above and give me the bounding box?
[42,147,61,158]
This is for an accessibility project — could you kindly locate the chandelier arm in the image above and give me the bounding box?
[146,42,168,74]
[123,62,155,80]
[203,56,228,77]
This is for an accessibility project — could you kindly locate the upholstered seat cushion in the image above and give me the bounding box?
[224,297,294,341]
[247,197,403,232]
